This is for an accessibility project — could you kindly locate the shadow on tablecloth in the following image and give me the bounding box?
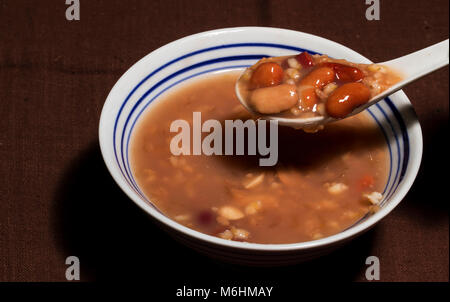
[52,141,378,282]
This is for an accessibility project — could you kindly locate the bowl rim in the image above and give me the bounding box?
[99,26,423,252]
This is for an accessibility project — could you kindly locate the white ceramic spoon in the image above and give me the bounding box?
[236,39,449,128]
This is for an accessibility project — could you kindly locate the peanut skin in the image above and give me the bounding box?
[249,84,298,114]
[326,82,371,118]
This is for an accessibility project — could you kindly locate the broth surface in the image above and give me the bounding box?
[131,71,388,244]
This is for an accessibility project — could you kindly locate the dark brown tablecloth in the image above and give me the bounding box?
[0,0,448,282]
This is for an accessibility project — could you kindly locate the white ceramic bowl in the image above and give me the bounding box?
[99,27,423,265]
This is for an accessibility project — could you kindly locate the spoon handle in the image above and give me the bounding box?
[343,40,449,119]
[382,39,449,83]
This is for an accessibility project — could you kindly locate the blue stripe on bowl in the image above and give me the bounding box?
[367,108,393,195]
[112,42,409,214]
[376,104,402,202]
[385,99,410,182]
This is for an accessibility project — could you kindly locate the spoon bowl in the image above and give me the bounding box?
[236,39,449,128]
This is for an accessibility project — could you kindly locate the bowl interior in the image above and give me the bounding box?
[99,27,422,251]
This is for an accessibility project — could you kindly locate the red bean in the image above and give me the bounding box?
[326,82,371,118]
[296,52,315,68]
[197,210,214,225]
[300,67,335,89]
[323,63,365,83]
[299,87,318,108]
[250,62,284,89]
[296,67,335,108]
